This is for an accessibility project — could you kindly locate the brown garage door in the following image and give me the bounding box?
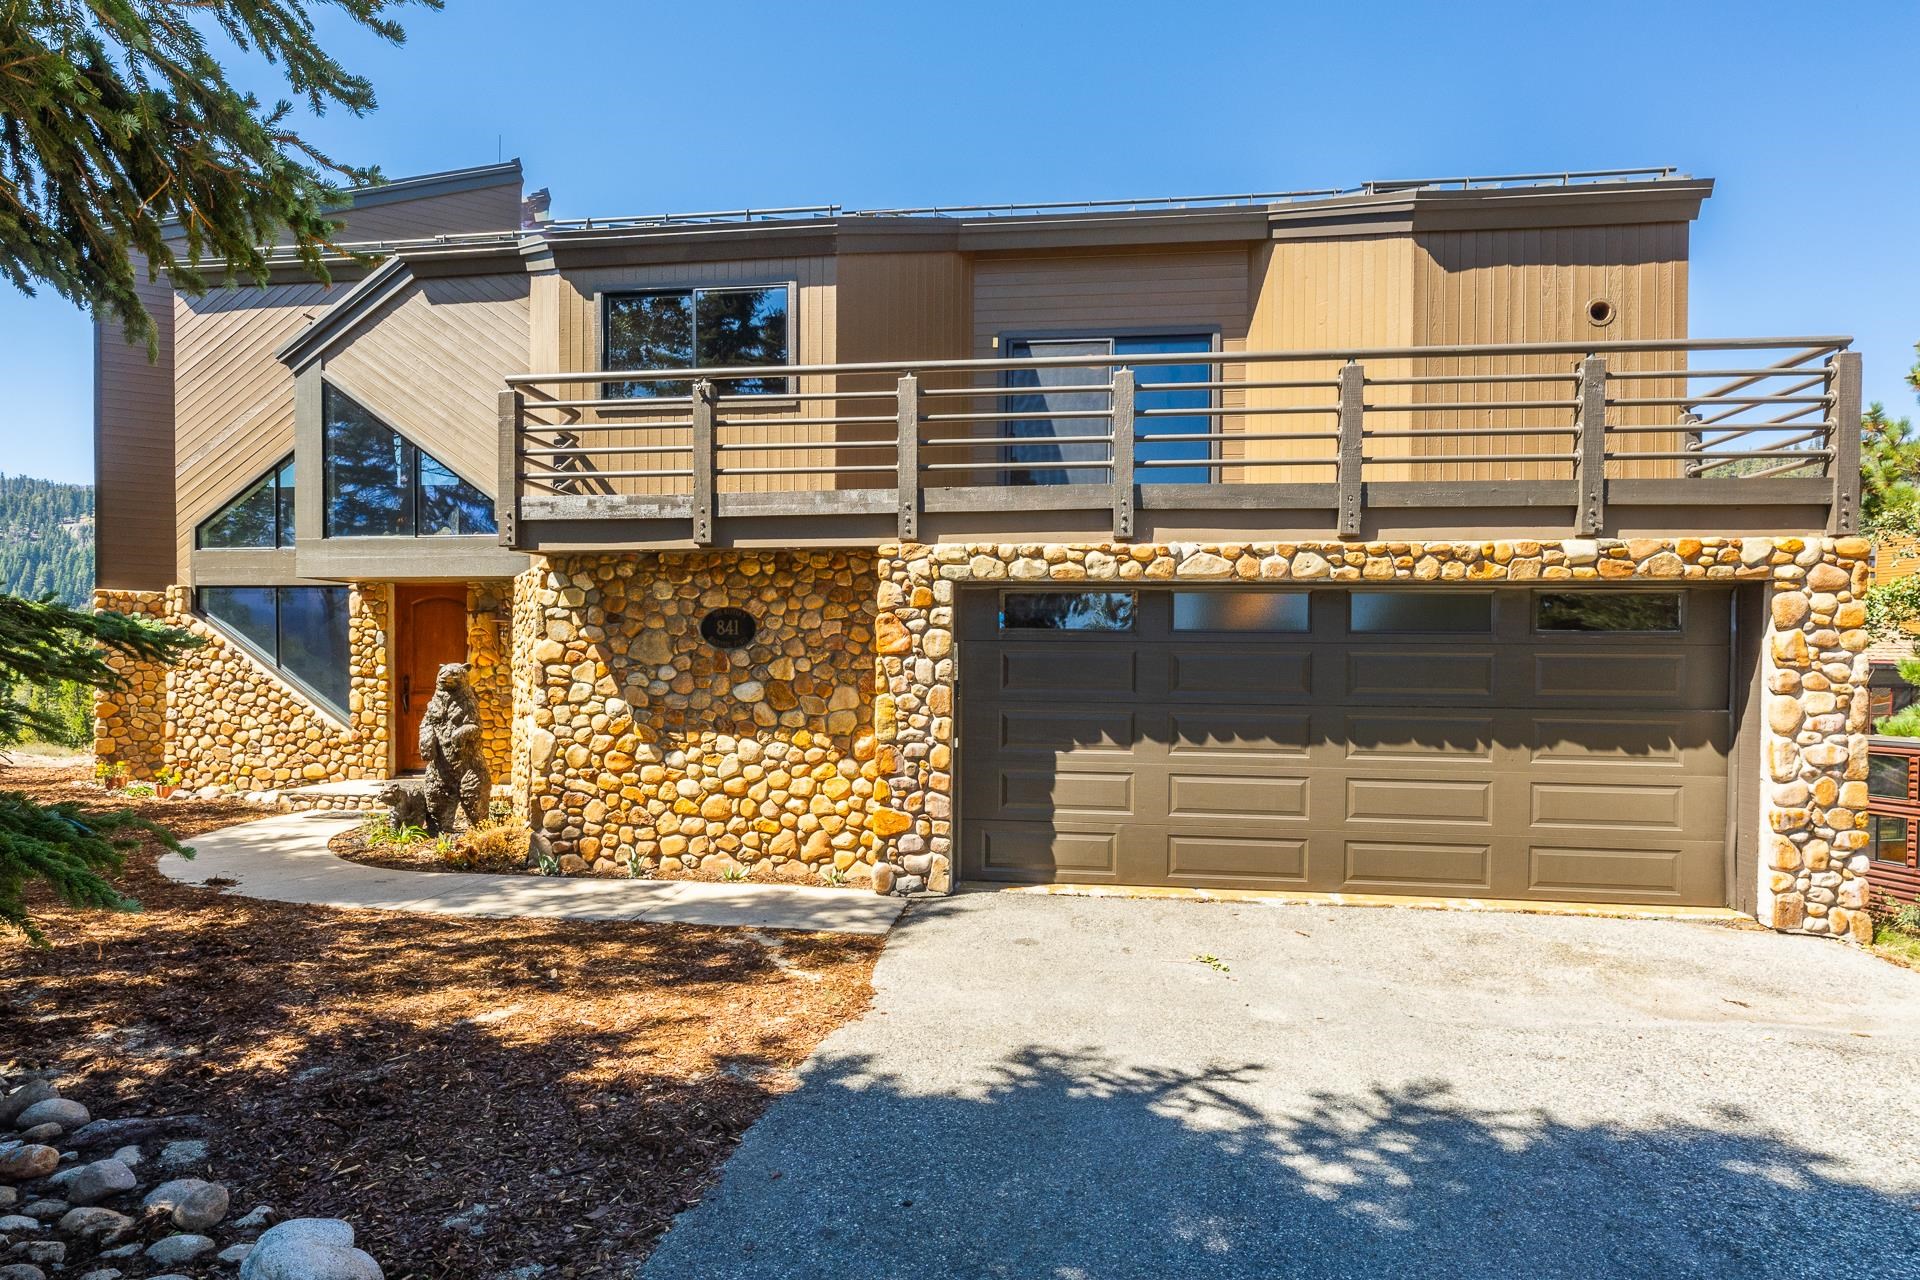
[958,587,1731,906]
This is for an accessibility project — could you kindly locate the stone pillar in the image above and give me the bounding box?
[467,581,512,781]
[1758,535,1876,941]
[91,588,171,780]
[871,544,954,895]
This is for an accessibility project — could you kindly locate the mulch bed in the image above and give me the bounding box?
[1,764,882,1278]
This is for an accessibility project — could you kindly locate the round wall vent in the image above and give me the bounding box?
[1586,298,1617,327]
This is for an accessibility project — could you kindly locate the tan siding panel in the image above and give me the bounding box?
[320,272,531,488]
[835,252,971,489]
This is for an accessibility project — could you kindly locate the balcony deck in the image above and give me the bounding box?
[496,337,1860,550]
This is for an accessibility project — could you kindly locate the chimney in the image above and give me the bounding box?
[520,188,552,229]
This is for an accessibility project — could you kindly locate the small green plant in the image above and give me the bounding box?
[622,848,645,879]
[720,865,748,882]
[820,867,848,886]
[1894,897,1920,936]
[123,782,155,799]
[537,851,561,876]
[489,797,513,821]
[362,815,428,848]
[1193,953,1231,974]
[154,765,182,788]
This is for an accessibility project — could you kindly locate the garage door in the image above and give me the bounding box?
[958,587,1731,905]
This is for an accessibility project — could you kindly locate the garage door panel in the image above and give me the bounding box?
[1527,713,1695,766]
[1166,835,1309,886]
[974,824,1118,880]
[1346,649,1496,699]
[997,647,1139,697]
[1343,840,1493,892]
[1530,651,1726,705]
[998,768,1135,820]
[1168,710,1313,759]
[1167,772,1310,820]
[1345,776,1492,824]
[1530,781,1685,832]
[1169,648,1311,698]
[998,708,1137,752]
[1526,845,1689,898]
[1343,713,1496,762]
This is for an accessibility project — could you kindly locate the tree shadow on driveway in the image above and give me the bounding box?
[640,1046,1920,1280]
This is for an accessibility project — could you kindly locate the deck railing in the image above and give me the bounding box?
[496,337,1859,547]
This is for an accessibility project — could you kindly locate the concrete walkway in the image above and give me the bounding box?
[159,811,902,934]
[640,891,1920,1279]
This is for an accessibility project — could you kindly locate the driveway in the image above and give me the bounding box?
[640,894,1920,1279]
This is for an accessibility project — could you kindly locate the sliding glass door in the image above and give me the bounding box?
[1002,334,1215,485]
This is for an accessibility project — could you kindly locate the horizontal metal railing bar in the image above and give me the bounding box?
[1691,375,1827,427]
[1701,458,1825,480]
[1694,406,1828,446]
[519,395,695,410]
[1361,452,1573,464]
[1130,431,1340,444]
[1606,422,1823,437]
[520,443,687,457]
[1365,399,1579,412]
[1614,448,1834,461]
[922,408,1114,424]
[1364,372,1579,387]
[712,413,898,427]
[713,439,898,453]
[919,433,1115,449]
[1607,368,1838,381]
[520,468,690,480]
[1364,425,1576,438]
[1138,456,1334,469]
[507,337,1851,386]
[1149,378,1342,392]
[918,384,1113,398]
[1137,404,1340,418]
[523,420,695,432]
[1696,427,1829,454]
[919,460,1114,473]
[715,464,898,476]
[716,389,897,404]
[1611,394,1831,408]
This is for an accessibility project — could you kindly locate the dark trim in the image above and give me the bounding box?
[339,160,523,212]
[189,548,331,588]
[295,535,529,582]
[192,584,353,723]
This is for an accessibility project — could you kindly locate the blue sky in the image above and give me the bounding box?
[4,0,1916,485]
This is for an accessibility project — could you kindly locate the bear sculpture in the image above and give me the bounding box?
[376,780,429,831]
[419,662,492,835]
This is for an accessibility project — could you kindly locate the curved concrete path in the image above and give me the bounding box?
[159,811,901,934]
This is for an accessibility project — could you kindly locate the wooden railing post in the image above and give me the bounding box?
[496,388,522,549]
[1336,361,1365,538]
[896,373,920,541]
[691,380,716,546]
[1572,355,1608,537]
[1111,366,1135,540]
[1828,350,1862,535]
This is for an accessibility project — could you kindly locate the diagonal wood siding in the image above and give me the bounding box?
[320,271,532,490]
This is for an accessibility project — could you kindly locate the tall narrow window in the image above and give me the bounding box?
[322,385,495,537]
[603,285,790,397]
[197,586,350,715]
[195,456,295,548]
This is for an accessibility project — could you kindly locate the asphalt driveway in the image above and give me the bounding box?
[640,894,1920,1279]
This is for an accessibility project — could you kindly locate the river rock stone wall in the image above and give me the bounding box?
[468,582,512,783]
[513,552,886,879]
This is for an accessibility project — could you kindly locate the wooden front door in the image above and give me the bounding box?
[395,584,469,772]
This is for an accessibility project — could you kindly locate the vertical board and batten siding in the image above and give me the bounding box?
[95,269,179,589]
[1239,237,1417,483]
[541,258,837,497]
[834,252,971,489]
[1408,223,1691,483]
[969,249,1251,487]
[172,282,341,579]
[319,272,532,491]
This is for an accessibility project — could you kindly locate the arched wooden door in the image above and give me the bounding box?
[395,584,468,772]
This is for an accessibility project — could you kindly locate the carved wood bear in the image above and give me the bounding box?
[419,662,492,835]
[376,780,429,831]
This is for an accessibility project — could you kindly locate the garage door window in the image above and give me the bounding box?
[1536,592,1683,633]
[1350,591,1492,633]
[1000,591,1135,632]
[1173,591,1309,632]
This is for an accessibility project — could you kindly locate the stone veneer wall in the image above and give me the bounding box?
[514,552,886,878]
[93,584,393,791]
[868,535,1876,937]
[467,582,512,782]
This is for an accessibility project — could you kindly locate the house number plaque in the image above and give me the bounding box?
[700,607,757,650]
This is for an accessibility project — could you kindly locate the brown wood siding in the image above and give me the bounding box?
[834,252,971,489]
[173,282,342,579]
[95,267,178,589]
[541,257,837,496]
[320,271,531,491]
[1408,223,1691,482]
[1239,237,1416,482]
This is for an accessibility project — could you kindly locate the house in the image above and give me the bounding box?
[92,161,1875,941]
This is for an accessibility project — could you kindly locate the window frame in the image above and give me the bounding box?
[1531,590,1687,636]
[194,585,352,719]
[320,383,496,539]
[194,455,295,550]
[996,589,1138,634]
[599,282,797,400]
[1170,589,1311,633]
[1347,589,1496,636]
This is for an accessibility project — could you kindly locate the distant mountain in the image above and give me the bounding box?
[0,473,94,607]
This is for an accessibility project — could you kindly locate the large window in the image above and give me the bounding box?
[999,591,1135,632]
[1536,592,1683,633]
[198,586,350,715]
[1002,334,1214,486]
[603,285,791,398]
[323,386,495,537]
[196,457,295,549]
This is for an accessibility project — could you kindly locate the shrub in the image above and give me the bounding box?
[446,817,532,873]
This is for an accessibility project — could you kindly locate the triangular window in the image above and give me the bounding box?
[196,456,295,548]
[322,385,496,537]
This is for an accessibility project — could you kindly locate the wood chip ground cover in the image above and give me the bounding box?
[0,764,882,1278]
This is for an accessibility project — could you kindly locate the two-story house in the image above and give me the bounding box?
[92,161,1874,941]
